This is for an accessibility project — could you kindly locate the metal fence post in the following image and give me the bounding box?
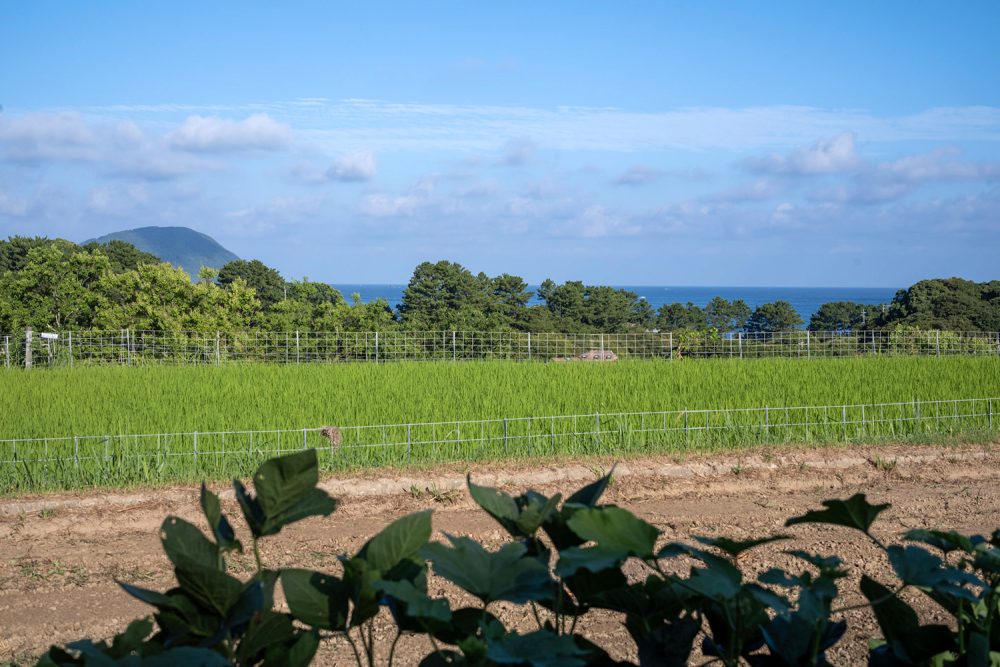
[25,327,32,369]
[68,330,73,368]
[296,330,300,364]
[503,418,509,456]
[194,431,198,466]
[842,405,847,440]
[452,330,456,361]
[74,436,79,470]
[215,331,221,366]
[669,331,673,360]
[527,332,531,361]
[765,406,769,440]
[4,335,9,369]
[936,330,941,356]
[988,398,993,431]
[600,333,605,360]
[738,332,743,358]
[407,423,412,464]
[596,412,601,448]
[375,331,379,363]
[806,330,810,358]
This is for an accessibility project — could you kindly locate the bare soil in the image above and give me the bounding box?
[1,442,998,665]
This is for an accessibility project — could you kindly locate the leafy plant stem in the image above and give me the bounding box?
[387,629,401,667]
[252,537,263,574]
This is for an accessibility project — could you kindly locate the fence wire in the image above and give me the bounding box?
[1,397,995,493]
[3,328,1000,368]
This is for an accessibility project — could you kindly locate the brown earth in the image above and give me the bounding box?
[1,442,998,665]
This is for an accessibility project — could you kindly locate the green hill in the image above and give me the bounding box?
[85,226,239,277]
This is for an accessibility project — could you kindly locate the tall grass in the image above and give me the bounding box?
[2,356,999,439]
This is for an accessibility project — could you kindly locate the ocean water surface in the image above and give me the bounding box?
[331,284,901,323]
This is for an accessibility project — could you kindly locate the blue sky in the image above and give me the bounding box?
[1,1,998,286]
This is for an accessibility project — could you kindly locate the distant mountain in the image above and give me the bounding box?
[86,226,239,277]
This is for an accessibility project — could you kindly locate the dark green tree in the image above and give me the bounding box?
[218,259,287,309]
[0,236,78,273]
[705,296,751,332]
[398,260,493,330]
[875,278,1000,331]
[809,301,869,332]
[746,300,804,332]
[82,240,161,273]
[657,302,708,331]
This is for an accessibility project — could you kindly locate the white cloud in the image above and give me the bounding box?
[86,184,150,216]
[327,150,377,182]
[497,138,536,166]
[0,112,100,163]
[614,165,663,186]
[743,132,861,175]
[168,113,291,152]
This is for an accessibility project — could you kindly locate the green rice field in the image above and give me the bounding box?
[3,356,1000,439]
[1,356,998,493]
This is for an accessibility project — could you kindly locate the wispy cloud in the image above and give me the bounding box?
[168,113,291,152]
[742,132,861,175]
[328,149,377,182]
[613,165,663,186]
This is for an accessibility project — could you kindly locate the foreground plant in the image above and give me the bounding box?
[38,451,1000,666]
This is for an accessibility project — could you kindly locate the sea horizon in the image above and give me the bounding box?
[331,284,901,322]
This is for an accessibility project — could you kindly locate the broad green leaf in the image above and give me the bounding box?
[106,618,154,656]
[285,630,321,667]
[251,450,338,536]
[200,484,242,553]
[786,494,890,534]
[887,545,984,602]
[421,535,552,604]
[860,575,956,662]
[160,516,220,571]
[237,610,296,663]
[359,510,433,571]
[432,607,502,646]
[342,556,382,627]
[467,477,519,527]
[514,492,562,537]
[904,529,976,554]
[281,568,349,630]
[557,506,659,576]
[118,582,182,611]
[378,579,452,624]
[566,468,615,506]
[486,629,588,667]
[684,560,743,600]
[694,534,789,558]
[173,561,245,616]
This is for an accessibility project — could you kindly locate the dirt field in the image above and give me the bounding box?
[2,442,998,665]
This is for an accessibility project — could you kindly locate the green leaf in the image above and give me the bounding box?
[421,535,553,605]
[486,629,588,667]
[557,506,659,576]
[467,477,519,528]
[200,484,242,553]
[250,450,338,537]
[566,468,615,506]
[281,568,349,630]
[342,557,382,627]
[904,529,976,554]
[234,479,265,536]
[785,494,890,534]
[284,630,320,667]
[684,559,743,600]
[359,510,433,572]
[237,610,296,662]
[378,579,452,625]
[160,516,220,571]
[173,561,245,616]
[860,575,956,663]
[887,545,984,601]
[694,534,789,558]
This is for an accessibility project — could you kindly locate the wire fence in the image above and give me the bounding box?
[4,328,1000,368]
[1,397,995,493]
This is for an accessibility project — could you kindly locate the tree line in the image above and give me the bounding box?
[1,235,997,334]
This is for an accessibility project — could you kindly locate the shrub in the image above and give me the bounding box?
[38,451,1000,666]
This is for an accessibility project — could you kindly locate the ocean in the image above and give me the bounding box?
[331,284,901,323]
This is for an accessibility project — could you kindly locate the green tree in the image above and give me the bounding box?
[0,245,110,330]
[399,260,493,330]
[809,301,869,332]
[705,296,751,332]
[0,236,78,273]
[218,259,287,309]
[876,278,1000,331]
[656,302,708,331]
[82,240,161,273]
[746,300,804,332]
